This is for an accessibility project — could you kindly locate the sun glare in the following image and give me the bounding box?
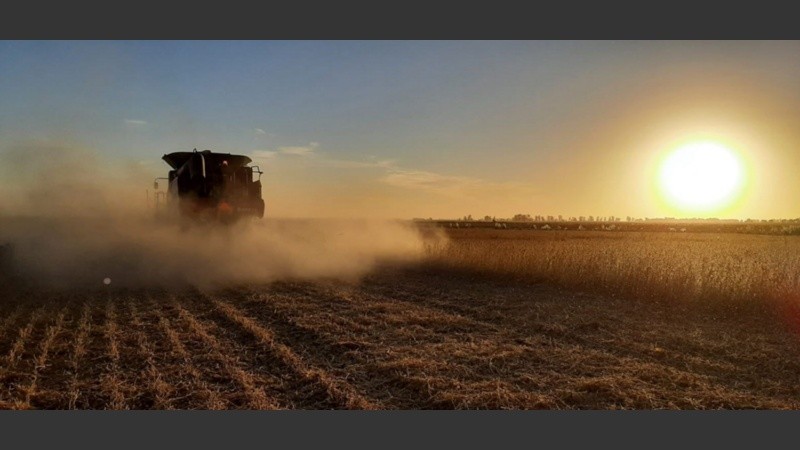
[656,141,746,215]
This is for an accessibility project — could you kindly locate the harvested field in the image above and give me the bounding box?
[2,226,800,409]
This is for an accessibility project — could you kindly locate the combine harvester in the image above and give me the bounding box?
[152,149,265,224]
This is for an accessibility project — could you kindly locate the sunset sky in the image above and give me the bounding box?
[2,41,800,219]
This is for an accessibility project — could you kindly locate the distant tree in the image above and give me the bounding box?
[558,215,563,221]
[484,215,492,221]
[588,215,594,222]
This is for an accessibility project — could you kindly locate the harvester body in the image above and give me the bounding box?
[156,149,265,222]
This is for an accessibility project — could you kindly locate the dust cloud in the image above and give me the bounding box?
[0,144,440,289]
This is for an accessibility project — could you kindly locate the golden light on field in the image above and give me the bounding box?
[655,140,749,215]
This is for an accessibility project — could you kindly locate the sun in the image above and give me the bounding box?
[656,140,746,215]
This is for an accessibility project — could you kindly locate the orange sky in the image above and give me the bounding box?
[2,41,800,220]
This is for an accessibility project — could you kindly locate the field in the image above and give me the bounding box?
[2,227,800,409]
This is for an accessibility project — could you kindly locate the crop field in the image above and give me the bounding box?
[1,227,800,409]
[424,228,800,307]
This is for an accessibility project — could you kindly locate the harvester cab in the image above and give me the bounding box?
[151,149,265,223]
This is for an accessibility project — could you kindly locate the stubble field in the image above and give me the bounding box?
[2,227,800,409]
